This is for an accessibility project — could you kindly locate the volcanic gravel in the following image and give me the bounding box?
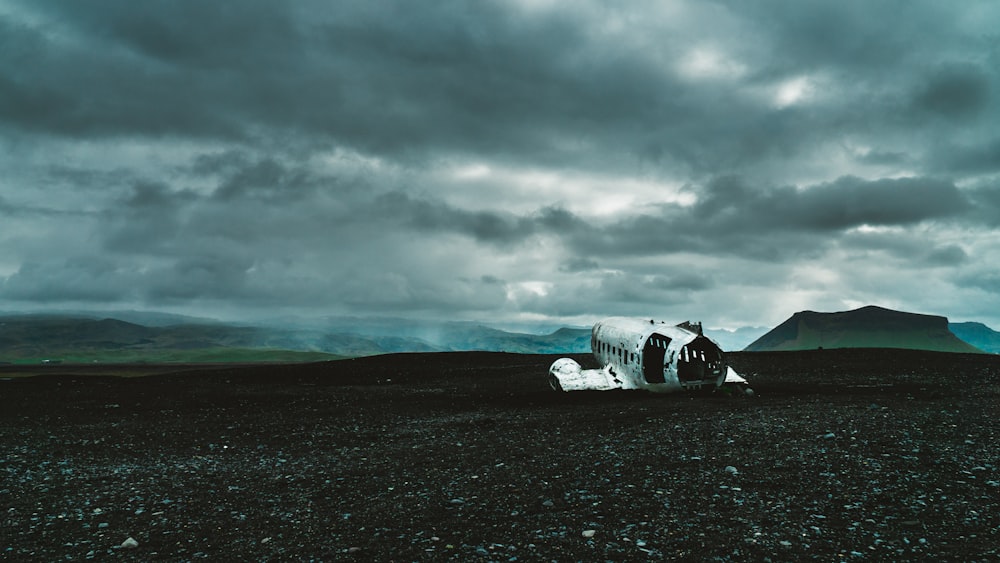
[2,349,1000,561]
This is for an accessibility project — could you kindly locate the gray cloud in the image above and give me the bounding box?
[559,258,600,273]
[1,259,134,303]
[551,175,971,264]
[932,139,1000,175]
[2,0,1000,328]
[913,63,991,119]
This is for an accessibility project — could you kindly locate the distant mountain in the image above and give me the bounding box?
[745,305,984,353]
[0,314,591,363]
[948,322,1000,354]
[704,326,769,352]
[442,325,591,354]
[0,310,222,327]
[20,308,993,362]
[0,316,345,363]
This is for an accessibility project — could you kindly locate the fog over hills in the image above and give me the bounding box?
[2,306,994,363]
[745,305,984,353]
[0,313,594,363]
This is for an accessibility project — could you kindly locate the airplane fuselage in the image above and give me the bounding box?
[548,317,749,393]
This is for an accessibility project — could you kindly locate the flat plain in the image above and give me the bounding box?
[2,349,999,561]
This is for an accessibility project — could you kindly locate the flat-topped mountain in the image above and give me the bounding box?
[745,305,984,353]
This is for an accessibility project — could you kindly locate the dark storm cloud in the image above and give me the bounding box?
[0,194,91,219]
[838,230,969,268]
[931,139,1000,175]
[956,270,1000,293]
[102,181,190,253]
[145,254,256,302]
[726,0,927,72]
[76,2,299,70]
[1,259,141,303]
[369,192,537,246]
[967,183,1000,226]
[597,272,705,305]
[751,176,970,230]
[3,0,991,181]
[0,0,815,172]
[211,157,324,203]
[924,245,968,267]
[559,258,600,273]
[913,63,991,119]
[554,175,971,261]
[690,175,970,232]
[3,0,1000,327]
[0,2,300,139]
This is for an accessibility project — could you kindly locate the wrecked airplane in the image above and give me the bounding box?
[548,317,752,394]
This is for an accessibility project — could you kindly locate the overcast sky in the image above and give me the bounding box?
[2,1,999,330]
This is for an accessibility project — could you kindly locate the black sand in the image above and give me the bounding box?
[2,350,999,561]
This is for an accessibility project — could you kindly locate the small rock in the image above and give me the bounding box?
[724,466,739,475]
[120,537,139,549]
[779,540,792,547]
[542,500,554,507]
[823,433,836,440]
[582,529,596,538]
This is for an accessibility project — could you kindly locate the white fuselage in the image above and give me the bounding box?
[548,317,746,393]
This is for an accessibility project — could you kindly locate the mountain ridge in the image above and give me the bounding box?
[745,305,983,353]
[2,308,993,363]
[0,314,593,363]
[947,322,1000,354]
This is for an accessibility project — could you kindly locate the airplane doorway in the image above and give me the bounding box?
[642,334,670,384]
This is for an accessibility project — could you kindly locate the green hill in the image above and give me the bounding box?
[0,314,592,364]
[0,315,345,364]
[745,305,984,353]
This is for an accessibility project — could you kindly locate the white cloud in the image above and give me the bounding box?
[677,46,747,81]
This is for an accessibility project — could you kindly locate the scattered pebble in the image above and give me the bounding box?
[4,351,998,561]
[120,537,139,549]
